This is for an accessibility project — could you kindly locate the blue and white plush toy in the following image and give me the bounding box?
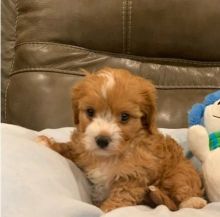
[188,90,220,202]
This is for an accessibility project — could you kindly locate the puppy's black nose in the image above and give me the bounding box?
[95,136,111,149]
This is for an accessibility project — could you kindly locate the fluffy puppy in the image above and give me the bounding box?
[39,68,206,212]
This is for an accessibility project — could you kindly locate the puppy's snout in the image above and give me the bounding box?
[95,135,111,149]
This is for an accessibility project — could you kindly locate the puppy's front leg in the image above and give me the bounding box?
[100,178,147,212]
[37,135,73,159]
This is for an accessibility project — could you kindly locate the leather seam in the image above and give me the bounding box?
[4,79,11,122]
[123,0,129,54]
[15,41,92,51]
[125,0,129,53]
[14,42,220,66]
[5,0,19,122]
[122,0,126,53]
[10,0,19,76]
[127,0,132,54]
[10,68,86,76]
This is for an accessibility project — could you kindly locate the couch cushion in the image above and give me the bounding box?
[5,42,220,130]
[2,123,102,217]
[2,123,220,217]
[15,0,220,60]
[2,0,220,130]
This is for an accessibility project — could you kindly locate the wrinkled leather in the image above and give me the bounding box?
[1,0,17,120]
[2,0,220,130]
[16,0,220,60]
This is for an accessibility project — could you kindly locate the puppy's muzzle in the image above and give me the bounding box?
[95,135,112,149]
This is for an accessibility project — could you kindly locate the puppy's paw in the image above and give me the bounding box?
[149,185,157,192]
[36,135,55,148]
[148,185,177,211]
[100,203,119,213]
[179,197,207,209]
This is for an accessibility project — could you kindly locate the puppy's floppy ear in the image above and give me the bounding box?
[71,82,83,125]
[71,71,92,125]
[139,79,158,134]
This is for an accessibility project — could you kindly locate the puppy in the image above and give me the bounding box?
[38,68,206,212]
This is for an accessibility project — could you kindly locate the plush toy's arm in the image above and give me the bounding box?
[188,125,209,162]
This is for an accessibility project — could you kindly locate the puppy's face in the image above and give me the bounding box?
[72,68,157,156]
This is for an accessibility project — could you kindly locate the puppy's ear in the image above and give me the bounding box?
[71,72,91,125]
[71,82,83,126]
[139,79,158,134]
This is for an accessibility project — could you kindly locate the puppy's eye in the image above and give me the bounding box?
[120,113,130,123]
[86,108,95,118]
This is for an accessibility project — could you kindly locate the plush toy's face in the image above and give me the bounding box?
[204,99,220,133]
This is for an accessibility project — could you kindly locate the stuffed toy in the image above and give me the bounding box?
[188,90,220,202]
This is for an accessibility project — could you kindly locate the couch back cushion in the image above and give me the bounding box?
[2,0,220,130]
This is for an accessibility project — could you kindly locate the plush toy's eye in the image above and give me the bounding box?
[86,108,95,118]
[120,113,130,123]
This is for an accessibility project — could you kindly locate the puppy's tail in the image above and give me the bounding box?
[148,185,178,211]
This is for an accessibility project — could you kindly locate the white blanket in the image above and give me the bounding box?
[2,123,220,217]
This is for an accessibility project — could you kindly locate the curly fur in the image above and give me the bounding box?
[38,68,206,212]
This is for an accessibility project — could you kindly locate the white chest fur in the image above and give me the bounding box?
[86,162,116,204]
